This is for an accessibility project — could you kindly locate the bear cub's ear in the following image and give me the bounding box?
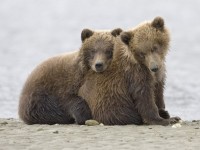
[151,16,164,31]
[120,32,132,45]
[111,28,123,37]
[81,29,94,42]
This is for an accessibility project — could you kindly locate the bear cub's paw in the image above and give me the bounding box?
[159,108,170,119]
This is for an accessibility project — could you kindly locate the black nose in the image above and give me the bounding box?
[95,63,103,70]
[151,67,159,72]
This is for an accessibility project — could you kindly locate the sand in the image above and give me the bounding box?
[1,0,200,121]
[0,118,199,150]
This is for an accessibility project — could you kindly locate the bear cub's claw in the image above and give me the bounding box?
[168,117,181,125]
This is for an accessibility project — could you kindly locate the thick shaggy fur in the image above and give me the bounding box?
[18,28,122,125]
[79,17,180,125]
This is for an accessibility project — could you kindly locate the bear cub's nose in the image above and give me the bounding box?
[151,67,158,72]
[95,63,103,70]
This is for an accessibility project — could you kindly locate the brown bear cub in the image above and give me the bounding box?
[79,17,181,125]
[18,28,122,125]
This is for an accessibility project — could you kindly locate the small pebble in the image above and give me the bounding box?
[192,120,198,122]
[194,127,199,129]
[0,121,8,125]
[85,120,100,126]
[172,123,182,128]
[53,130,59,134]
[99,123,104,126]
[83,129,88,131]
[37,128,44,131]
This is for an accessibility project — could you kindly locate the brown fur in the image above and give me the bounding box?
[79,17,180,125]
[18,28,122,125]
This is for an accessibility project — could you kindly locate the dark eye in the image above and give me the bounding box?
[89,49,96,56]
[106,50,113,58]
[139,52,145,59]
[90,49,95,53]
[152,46,158,52]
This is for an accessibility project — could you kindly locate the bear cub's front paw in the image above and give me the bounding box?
[159,108,170,119]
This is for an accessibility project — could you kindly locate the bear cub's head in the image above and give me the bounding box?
[81,28,122,72]
[121,17,170,73]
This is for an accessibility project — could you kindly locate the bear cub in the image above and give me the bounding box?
[79,17,181,125]
[18,28,122,125]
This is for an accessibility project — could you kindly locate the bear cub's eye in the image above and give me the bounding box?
[89,49,96,56]
[106,50,113,58]
[152,46,158,52]
[90,49,96,53]
[139,52,145,59]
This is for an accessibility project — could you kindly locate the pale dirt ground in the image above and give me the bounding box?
[0,0,200,121]
[0,118,199,150]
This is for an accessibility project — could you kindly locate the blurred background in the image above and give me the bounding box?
[0,0,199,120]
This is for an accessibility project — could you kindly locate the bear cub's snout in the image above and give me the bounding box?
[95,62,104,72]
[150,63,159,72]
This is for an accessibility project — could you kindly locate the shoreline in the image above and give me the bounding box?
[0,118,199,150]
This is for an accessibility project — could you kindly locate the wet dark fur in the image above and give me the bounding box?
[79,17,180,125]
[18,28,122,125]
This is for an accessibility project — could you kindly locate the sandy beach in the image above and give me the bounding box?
[0,118,199,150]
[1,0,200,121]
